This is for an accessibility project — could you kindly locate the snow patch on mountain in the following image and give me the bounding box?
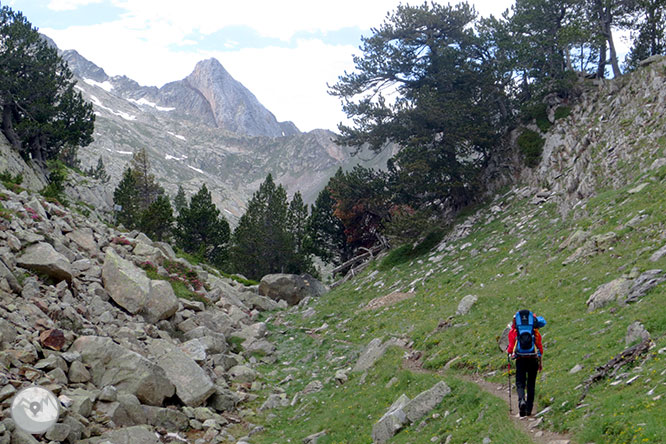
[128,97,175,112]
[165,154,187,161]
[84,78,114,92]
[89,95,136,121]
[187,165,204,174]
[167,132,187,141]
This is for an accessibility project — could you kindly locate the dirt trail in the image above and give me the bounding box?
[402,353,573,444]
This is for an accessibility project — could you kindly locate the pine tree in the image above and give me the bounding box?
[0,6,94,166]
[139,195,174,241]
[175,184,230,265]
[86,156,109,182]
[173,185,187,215]
[113,167,140,228]
[305,186,349,265]
[130,148,163,210]
[231,174,301,280]
[286,191,311,273]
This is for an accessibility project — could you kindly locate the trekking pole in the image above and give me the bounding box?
[507,355,512,415]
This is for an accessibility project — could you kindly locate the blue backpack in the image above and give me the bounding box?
[514,310,545,356]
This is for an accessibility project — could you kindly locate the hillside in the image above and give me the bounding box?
[0,53,664,444]
[243,57,666,443]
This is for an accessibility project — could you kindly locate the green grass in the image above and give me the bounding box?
[248,161,666,443]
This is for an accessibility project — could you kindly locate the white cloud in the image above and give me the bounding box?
[47,0,103,12]
[41,0,516,131]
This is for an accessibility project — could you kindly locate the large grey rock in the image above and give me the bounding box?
[624,269,665,304]
[650,244,666,262]
[586,277,632,312]
[88,426,160,444]
[625,321,650,346]
[102,248,150,314]
[372,382,451,443]
[258,273,327,306]
[142,405,189,430]
[208,387,240,412]
[70,336,174,406]
[352,338,406,373]
[16,242,73,282]
[228,365,258,383]
[183,327,228,354]
[372,394,410,444]
[456,295,478,316]
[102,248,178,321]
[403,381,451,422]
[151,340,216,406]
[0,259,21,293]
[66,228,97,254]
[143,280,179,322]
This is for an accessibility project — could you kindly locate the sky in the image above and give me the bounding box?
[9,0,518,132]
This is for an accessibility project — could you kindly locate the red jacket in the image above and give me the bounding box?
[507,316,543,356]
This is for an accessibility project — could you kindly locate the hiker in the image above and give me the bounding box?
[507,309,546,417]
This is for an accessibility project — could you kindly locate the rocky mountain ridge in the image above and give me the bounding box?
[56,48,396,223]
[62,51,298,138]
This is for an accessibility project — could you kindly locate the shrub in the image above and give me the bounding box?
[41,161,68,205]
[379,229,444,270]
[0,170,23,185]
[517,128,545,168]
[111,236,132,246]
[523,103,551,132]
[23,206,41,222]
[554,106,571,121]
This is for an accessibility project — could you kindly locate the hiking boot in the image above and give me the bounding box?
[518,400,527,417]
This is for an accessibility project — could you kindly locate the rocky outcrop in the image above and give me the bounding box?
[372,382,451,443]
[586,269,665,311]
[520,56,666,215]
[258,273,327,306]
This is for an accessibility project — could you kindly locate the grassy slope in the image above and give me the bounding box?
[243,80,666,443]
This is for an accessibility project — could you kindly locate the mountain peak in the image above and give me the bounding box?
[166,58,299,137]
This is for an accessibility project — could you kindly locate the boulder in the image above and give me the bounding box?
[142,405,189,430]
[624,270,665,304]
[70,336,175,406]
[66,228,97,254]
[650,244,666,262]
[625,321,650,346]
[102,248,150,314]
[258,273,327,306]
[88,426,160,444]
[208,387,240,412]
[352,338,406,373]
[456,295,478,316]
[151,340,216,407]
[586,278,632,312]
[229,365,258,383]
[403,381,451,423]
[143,280,179,322]
[372,394,410,444]
[16,242,73,282]
[372,382,451,443]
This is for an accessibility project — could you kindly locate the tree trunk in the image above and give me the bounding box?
[596,39,607,78]
[606,24,622,77]
[1,104,22,151]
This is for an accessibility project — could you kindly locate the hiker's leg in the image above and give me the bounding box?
[525,358,539,415]
[515,359,528,415]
